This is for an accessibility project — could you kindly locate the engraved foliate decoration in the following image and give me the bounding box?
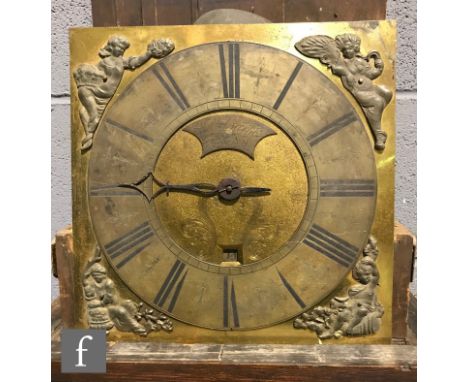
[295,34,393,151]
[73,35,175,151]
[293,236,384,340]
[82,249,173,336]
[183,113,277,159]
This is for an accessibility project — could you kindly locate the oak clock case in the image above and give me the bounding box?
[70,22,396,344]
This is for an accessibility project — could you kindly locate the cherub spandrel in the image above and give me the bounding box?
[73,35,175,151]
[295,34,393,151]
[82,248,173,336]
[293,236,384,340]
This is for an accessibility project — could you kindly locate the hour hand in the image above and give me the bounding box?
[157,183,272,201]
[153,182,218,199]
[117,173,218,201]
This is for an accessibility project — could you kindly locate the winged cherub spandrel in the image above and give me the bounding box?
[295,34,392,151]
[73,36,175,151]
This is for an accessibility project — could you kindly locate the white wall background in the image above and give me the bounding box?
[51,0,417,298]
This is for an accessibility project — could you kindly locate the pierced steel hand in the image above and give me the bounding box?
[117,172,271,202]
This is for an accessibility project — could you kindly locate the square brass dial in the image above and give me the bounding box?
[70,21,396,344]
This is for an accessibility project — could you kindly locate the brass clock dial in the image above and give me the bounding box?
[88,42,377,330]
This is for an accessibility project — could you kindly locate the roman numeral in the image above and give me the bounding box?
[320,179,376,197]
[104,221,154,268]
[152,62,190,110]
[154,260,188,312]
[106,119,154,143]
[90,184,140,197]
[303,224,359,268]
[223,276,240,328]
[307,112,357,147]
[218,43,240,98]
[277,269,306,308]
[273,62,303,110]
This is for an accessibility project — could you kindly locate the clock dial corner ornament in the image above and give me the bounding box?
[294,236,384,340]
[73,35,175,152]
[72,24,394,343]
[295,33,393,151]
[82,247,173,336]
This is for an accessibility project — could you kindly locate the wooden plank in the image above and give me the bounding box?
[52,362,416,382]
[155,0,194,25]
[51,238,58,278]
[54,226,76,328]
[114,0,143,26]
[392,222,416,342]
[141,0,158,25]
[52,298,61,322]
[198,0,284,23]
[51,298,62,333]
[98,342,416,367]
[52,340,416,381]
[249,0,284,22]
[284,0,387,22]
[91,0,117,27]
[93,0,387,27]
[198,0,256,15]
[407,292,417,337]
[191,0,200,23]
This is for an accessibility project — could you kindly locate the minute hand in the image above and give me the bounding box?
[156,183,218,198]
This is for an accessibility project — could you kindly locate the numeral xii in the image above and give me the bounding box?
[219,43,240,98]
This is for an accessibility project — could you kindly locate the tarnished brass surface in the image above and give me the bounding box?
[70,21,396,344]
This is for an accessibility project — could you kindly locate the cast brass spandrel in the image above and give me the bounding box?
[295,33,392,151]
[82,248,173,336]
[73,35,174,151]
[294,236,383,340]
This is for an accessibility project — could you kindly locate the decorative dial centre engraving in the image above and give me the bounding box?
[153,110,309,266]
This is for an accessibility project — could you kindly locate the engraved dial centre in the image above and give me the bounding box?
[153,110,309,267]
